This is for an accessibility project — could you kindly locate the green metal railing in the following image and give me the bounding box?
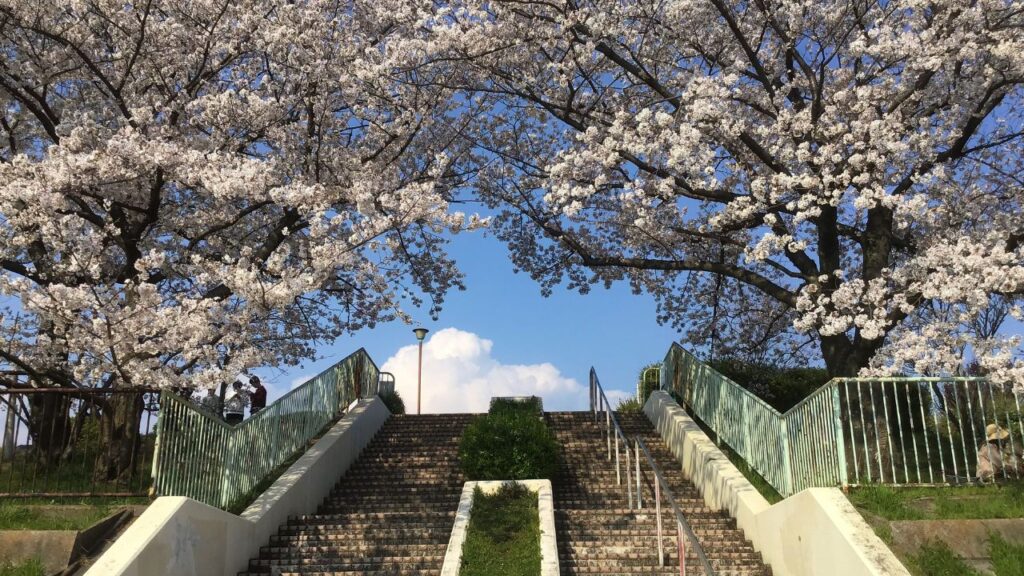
[660,343,1023,496]
[151,348,380,509]
[591,367,715,575]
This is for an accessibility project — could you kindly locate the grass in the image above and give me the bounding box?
[849,485,1024,576]
[904,536,1024,576]
[615,397,643,413]
[460,483,541,576]
[848,483,1024,521]
[0,438,155,496]
[0,498,139,530]
[990,534,1024,576]
[0,559,45,576]
[907,540,980,576]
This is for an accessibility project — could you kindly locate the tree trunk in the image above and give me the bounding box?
[27,393,71,465]
[820,334,884,378]
[2,403,16,460]
[96,392,144,482]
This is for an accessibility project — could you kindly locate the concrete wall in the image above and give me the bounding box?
[86,398,391,576]
[440,480,558,576]
[643,391,909,576]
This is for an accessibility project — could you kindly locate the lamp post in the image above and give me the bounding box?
[413,327,429,415]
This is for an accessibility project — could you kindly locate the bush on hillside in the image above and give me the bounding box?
[379,389,406,415]
[709,358,829,412]
[459,412,559,480]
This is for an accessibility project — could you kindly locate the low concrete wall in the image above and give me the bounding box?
[644,391,909,576]
[440,480,558,576]
[0,530,76,573]
[889,518,1024,574]
[85,397,391,576]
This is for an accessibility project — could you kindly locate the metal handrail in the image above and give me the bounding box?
[589,369,716,574]
[639,366,661,401]
[634,437,716,575]
[662,342,1021,495]
[590,368,634,508]
[152,347,380,508]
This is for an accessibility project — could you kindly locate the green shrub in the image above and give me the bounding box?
[616,397,643,414]
[709,358,829,412]
[489,397,542,417]
[460,412,559,480]
[637,362,661,403]
[379,389,405,415]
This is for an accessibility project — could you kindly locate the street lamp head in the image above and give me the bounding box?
[413,327,429,342]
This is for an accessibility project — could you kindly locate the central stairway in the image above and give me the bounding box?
[548,411,770,575]
[240,413,473,575]
[239,408,767,575]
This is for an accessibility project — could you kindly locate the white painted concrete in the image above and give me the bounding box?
[644,390,909,576]
[86,397,391,576]
[440,479,558,576]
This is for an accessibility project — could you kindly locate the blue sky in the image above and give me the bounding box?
[256,229,681,411]
[258,224,1024,411]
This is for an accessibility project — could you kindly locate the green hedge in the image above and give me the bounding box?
[489,397,542,417]
[459,412,558,480]
[709,358,829,412]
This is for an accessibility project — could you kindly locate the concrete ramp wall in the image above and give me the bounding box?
[643,390,909,576]
[86,397,391,576]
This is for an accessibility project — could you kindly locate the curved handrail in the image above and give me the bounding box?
[590,368,635,507]
[640,366,661,401]
[635,437,716,575]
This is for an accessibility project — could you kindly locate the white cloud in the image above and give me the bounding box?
[381,327,585,413]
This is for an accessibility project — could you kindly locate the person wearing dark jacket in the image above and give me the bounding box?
[250,376,267,416]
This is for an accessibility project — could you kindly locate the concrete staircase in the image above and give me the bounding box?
[548,411,770,575]
[239,409,767,576]
[239,413,473,575]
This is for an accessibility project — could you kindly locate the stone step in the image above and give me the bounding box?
[546,411,770,576]
[242,410,769,576]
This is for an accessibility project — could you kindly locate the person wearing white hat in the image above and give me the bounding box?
[976,423,1021,481]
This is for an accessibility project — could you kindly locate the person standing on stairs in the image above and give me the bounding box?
[224,381,250,425]
[249,376,267,416]
[200,386,222,417]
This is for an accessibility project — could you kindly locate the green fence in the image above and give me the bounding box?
[152,348,380,509]
[660,343,1023,496]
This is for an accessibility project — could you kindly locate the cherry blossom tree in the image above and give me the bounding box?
[0,0,480,472]
[439,0,1024,380]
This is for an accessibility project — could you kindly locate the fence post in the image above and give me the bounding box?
[150,394,165,495]
[635,440,643,510]
[780,418,794,497]
[832,384,849,489]
[219,429,235,509]
[742,394,752,464]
